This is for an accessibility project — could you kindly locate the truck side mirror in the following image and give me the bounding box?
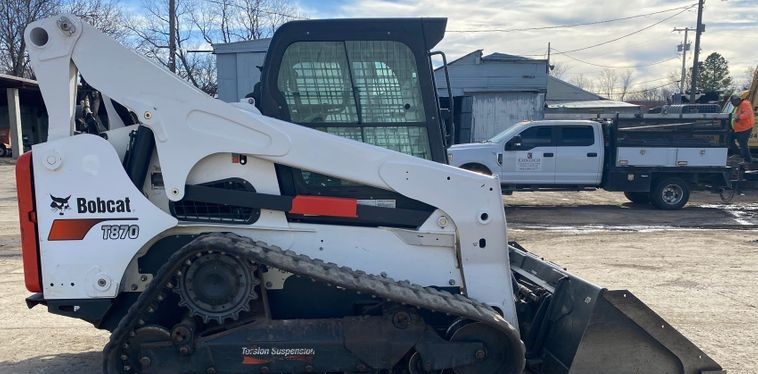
[505,135,522,150]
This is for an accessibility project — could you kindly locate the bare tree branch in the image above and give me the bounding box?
[619,70,633,101]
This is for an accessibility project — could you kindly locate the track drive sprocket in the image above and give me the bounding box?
[175,250,260,324]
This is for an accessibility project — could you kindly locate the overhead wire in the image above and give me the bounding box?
[446,3,697,33]
[608,80,680,96]
[631,76,678,87]
[553,49,679,69]
[550,4,696,55]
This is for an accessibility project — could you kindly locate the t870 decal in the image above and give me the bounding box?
[101,224,140,240]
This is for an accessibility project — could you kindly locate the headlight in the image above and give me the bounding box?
[447,153,453,162]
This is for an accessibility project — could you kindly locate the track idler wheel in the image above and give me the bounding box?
[449,322,522,374]
[122,325,171,373]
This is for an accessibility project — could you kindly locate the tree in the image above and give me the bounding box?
[127,0,299,95]
[619,70,633,101]
[570,73,592,92]
[695,52,733,93]
[549,63,570,80]
[0,0,126,77]
[0,0,57,76]
[596,69,618,100]
[65,0,127,40]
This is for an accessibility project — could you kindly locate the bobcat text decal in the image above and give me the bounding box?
[77,197,132,213]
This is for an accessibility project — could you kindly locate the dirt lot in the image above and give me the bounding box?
[0,158,756,373]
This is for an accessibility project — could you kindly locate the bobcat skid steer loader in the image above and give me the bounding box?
[17,15,723,374]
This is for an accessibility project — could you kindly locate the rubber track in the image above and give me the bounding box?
[103,232,525,374]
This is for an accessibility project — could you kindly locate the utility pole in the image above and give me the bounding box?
[546,42,551,74]
[673,27,692,104]
[168,0,177,73]
[689,0,705,103]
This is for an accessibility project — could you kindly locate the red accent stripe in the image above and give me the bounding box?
[48,218,138,241]
[48,219,111,241]
[16,152,41,293]
[289,195,358,218]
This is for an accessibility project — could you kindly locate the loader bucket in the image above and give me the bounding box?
[508,244,724,374]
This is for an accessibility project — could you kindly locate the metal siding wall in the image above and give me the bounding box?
[471,93,544,141]
[216,54,238,102]
[235,52,266,100]
[456,96,474,143]
[216,51,267,102]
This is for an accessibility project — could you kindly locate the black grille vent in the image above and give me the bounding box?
[171,179,260,224]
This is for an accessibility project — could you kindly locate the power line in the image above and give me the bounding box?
[632,76,677,87]
[446,3,697,33]
[553,49,679,69]
[608,80,680,96]
[551,4,696,55]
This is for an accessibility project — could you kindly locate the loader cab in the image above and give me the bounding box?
[256,18,448,162]
[255,18,449,225]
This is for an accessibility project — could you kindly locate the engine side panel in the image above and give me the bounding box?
[32,134,177,299]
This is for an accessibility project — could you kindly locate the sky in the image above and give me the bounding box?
[292,0,758,94]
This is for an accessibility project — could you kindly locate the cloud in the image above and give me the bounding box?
[311,0,758,91]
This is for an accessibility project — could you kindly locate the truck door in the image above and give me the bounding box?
[555,125,603,185]
[501,125,556,184]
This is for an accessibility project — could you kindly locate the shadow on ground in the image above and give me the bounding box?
[504,202,754,229]
[0,351,101,374]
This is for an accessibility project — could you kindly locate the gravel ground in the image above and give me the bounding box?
[0,158,756,373]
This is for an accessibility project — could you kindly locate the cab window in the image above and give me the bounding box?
[558,126,594,146]
[277,40,430,160]
[517,126,553,149]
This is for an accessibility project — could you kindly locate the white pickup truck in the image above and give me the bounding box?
[447,115,732,209]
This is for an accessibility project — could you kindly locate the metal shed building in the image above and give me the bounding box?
[1,74,48,157]
[213,38,271,102]
[434,50,548,143]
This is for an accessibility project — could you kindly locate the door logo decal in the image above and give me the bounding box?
[517,152,542,171]
[49,195,71,216]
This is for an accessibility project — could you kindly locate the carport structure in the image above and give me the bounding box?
[1,74,46,159]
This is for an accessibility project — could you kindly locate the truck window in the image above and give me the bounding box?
[518,126,553,149]
[558,126,594,146]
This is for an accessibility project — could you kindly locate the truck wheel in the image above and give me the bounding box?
[623,192,649,204]
[0,145,6,158]
[651,177,690,210]
[461,164,492,176]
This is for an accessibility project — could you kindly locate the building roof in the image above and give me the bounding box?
[546,100,639,110]
[212,38,272,54]
[434,50,549,96]
[482,52,543,62]
[546,76,603,103]
[0,74,39,90]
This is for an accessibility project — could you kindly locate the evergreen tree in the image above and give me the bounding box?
[695,52,733,93]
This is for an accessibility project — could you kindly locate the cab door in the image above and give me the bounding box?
[554,125,603,185]
[500,125,556,184]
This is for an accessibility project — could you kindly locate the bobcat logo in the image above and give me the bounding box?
[50,195,71,216]
[527,152,533,159]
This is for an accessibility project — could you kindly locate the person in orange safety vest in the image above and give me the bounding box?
[731,94,755,163]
